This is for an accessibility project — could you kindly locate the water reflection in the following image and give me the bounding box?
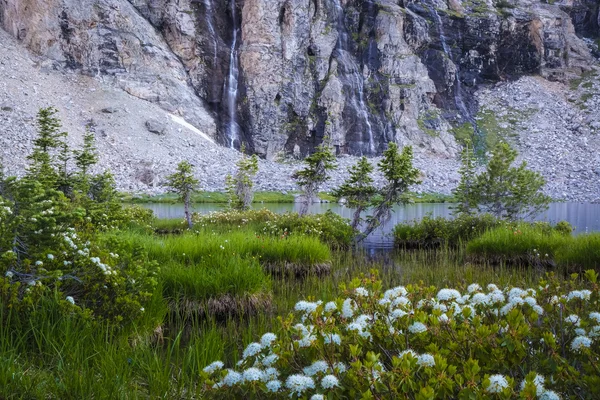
[142,202,600,249]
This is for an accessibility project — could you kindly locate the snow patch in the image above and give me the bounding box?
[169,114,215,144]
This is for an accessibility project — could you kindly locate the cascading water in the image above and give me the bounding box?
[202,0,218,68]
[332,0,375,155]
[429,3,480,138]
[224,0,240,149]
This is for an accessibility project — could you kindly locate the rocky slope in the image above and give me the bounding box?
[0,0,599,200]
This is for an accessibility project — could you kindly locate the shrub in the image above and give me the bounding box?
[466,224,566,267]
[193,209,355,248]
[201,271,600,399]
[393,214,501,248]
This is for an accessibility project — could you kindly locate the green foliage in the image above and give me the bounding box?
[26,108,66,186]
[201,273,600,399]
[226,149,259,210]
[73,129,99,187]
[466,224,564,267]
[394,214,502,248]
[0,108,158,329]
[165,161,199,228]
[292,143,337,216]
[556,234,600,270]
[466,223,598,269]
[452,140,478,216]
[193,209,355,249]
[362,143,421,238]
[475,142,550,220]
[333,157,377,229]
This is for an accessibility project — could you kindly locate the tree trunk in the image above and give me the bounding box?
[184,192,192,229]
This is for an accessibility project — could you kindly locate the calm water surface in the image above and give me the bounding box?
[143,202,600,249]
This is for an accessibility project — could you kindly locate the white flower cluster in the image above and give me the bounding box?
[204,281,598,398]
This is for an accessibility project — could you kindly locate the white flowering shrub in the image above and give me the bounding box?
[201,271,600,399]
[193,209,355,248]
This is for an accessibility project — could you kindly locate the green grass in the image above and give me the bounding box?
[0,242,578,398]
[393,214,502,248]
[121,191,298,204]
[465,224,600,271]
[135,230,331,267]
[466,224,564,265]
[120,190,453,205]
[555,233,600,270]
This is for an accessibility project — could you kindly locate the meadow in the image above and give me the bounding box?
[2,208,599,399]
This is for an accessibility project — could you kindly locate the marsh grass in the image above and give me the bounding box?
[467,225,600,271]
[555,233,600,270]
[0,244,570,399]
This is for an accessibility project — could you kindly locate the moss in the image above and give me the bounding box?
[451,122,475,145]
[417,109,441,137]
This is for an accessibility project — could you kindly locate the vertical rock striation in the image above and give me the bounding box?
[0,0,597,160]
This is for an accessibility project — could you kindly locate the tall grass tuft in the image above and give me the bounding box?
[466,224,565,267]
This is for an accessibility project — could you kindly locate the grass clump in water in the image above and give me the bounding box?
[466,223,565,267]
[555,233,600,270]
[393,214,502,248]
[193,209,355,248]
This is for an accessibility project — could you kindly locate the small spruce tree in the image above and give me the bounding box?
[73,129,99,195]
[292,142,337,216]
[165,161,199,228]
[452,140,478,216]
[27,107,66,187]
[333,156,377,229]
[361,143,421,239]
[475,142,550,220]
[226,147,259,210]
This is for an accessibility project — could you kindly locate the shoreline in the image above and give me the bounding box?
[119,191,455,205]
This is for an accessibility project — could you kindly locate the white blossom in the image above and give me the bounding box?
[285,374,315,395]
[260,333,277,348]
[486,374,509,393]
[408,322,427,334]
[266,380,282,392]
[241,367,263,383]
[467,283,482,293]
[303,361,329,376]
[571,335,592,352]
[437,288,462,302]
[417,353,435,367]
[539,390,560,400]
[321,374,339,389]
[242,342,262,359]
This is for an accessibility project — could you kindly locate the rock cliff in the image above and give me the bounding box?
[2,0,597,159]
[0,0,599,200]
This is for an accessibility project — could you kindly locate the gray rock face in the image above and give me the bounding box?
[1,0,596,161]
[0,0,216,137]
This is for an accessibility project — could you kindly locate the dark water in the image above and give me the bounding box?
[142,202,600,249]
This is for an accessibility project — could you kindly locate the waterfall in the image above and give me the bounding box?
[429,4,479,133]
[202,0,218,68]
[224,0,240,149]
[332,0,375,155]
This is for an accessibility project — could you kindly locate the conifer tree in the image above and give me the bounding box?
[27,107,66,186]
[452,140,478,216]
[333,156,377,229]
[73,129,99,195]
[361,143,421,239]
[165,161,199,228]
[226,146,259,210]
[292,142,337,216]
[475,142,550,220]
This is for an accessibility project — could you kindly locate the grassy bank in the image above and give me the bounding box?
[119,190,454,204]
[0,247,583,399]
